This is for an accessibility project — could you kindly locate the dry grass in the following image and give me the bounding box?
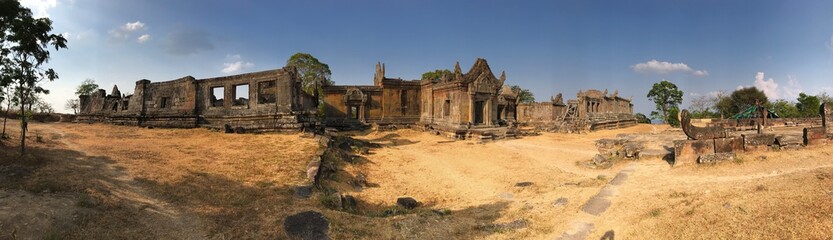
[2,122,833,239]
[0,120,319,239]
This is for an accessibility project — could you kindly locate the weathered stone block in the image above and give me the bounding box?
[698,152,736,164]
[804,127,828,146]
[673,139,715,166]
[775,135,801,147]
[742,133,775,152]
[714,137,743,153]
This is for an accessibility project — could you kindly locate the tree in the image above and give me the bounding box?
[65,99,79,114]
[634,113,651,124]
[421,69,451,81]
[689,95,720,119]
[796,93,821,118]
[818,92,833,105]
[286,53,332,97]
[646,80,683,127]
[0,1,68,154]
[510,85,535,103]
[34,96,52,114]
[75,78,98,96]
[718,87,768,117]
[1,86,11,138]
[771,99,800,118]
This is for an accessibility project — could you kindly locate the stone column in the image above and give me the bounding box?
[469,93,475,125]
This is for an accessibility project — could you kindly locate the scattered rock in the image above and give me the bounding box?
[396,197,419,209]
[293,185,313,199]
[432,209,451,216]
[600,230,615,240]
[328,192,343,209]
[553,197,569,207]
[592,154,609,166]
[284,211,331,240]
[223,124,233,133]
[514,182,534,187]
[341,194,357,210]
[622,142,644,158]
[337,141,351,151]
[306,166,320,183]
[723,202,732,209]
[698,152,736,164]
[352,172,368,189]
[499,193,514,200]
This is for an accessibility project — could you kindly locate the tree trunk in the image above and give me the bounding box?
[20,88,26,155]
[661,105,669,127]
[1,89,9,138]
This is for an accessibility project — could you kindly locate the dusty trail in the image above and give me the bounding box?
[40,124,208,239]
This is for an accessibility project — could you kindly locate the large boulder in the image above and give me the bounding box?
[396,197,420,209]
[284,211,330,240]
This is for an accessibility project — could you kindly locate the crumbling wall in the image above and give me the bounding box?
[77,67,317,132]
[516,102,565,126]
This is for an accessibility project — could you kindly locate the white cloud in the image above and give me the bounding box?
[781,75,802,100]
[221,54,254,74]
[753,72,779,99]
[110,21,147,40]
[123,21,145,31]
[737,72,805,100]
[693,70,709,77]
[631,59,708,77]
[20,0,58,18]
[137,34,151,43]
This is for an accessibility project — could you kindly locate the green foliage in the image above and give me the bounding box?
[634,113,651,124]
[510,85,535,103]
[717,87,769,117]
[667,107,680,127]
[646,80,683,126]
[421,69,451,81]
[796,92,820,117]
[286,53,333,96]
[771,99,799,118]
[1,1,68,154]
[650,106,680,127]
[75,78,98,96]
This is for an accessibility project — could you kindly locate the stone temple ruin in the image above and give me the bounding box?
[77,58,638,138]
[322,58,520,139]
[76,67,318,132]
[516,89,637,133]
[674,102,833,165]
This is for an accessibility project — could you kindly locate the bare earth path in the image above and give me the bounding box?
[350,125,833,239]
[1,121,319,239]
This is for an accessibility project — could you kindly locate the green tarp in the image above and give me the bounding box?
[730,106,780,119]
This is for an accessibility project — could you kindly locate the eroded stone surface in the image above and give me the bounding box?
[674,139,715,166]
[698,153,736,164]
[742,133,775,151]
[681,109,729,140]
[284,211,331,240]
[396,197,419,209]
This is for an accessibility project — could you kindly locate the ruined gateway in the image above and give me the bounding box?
[77,58,636,136]
[322,58,520,138]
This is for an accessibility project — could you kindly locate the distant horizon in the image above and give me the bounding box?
[18,0,833,114]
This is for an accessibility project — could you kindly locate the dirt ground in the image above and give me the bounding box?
[1,121,833,239]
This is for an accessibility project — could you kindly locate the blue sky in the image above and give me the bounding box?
[22,0,833,114]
